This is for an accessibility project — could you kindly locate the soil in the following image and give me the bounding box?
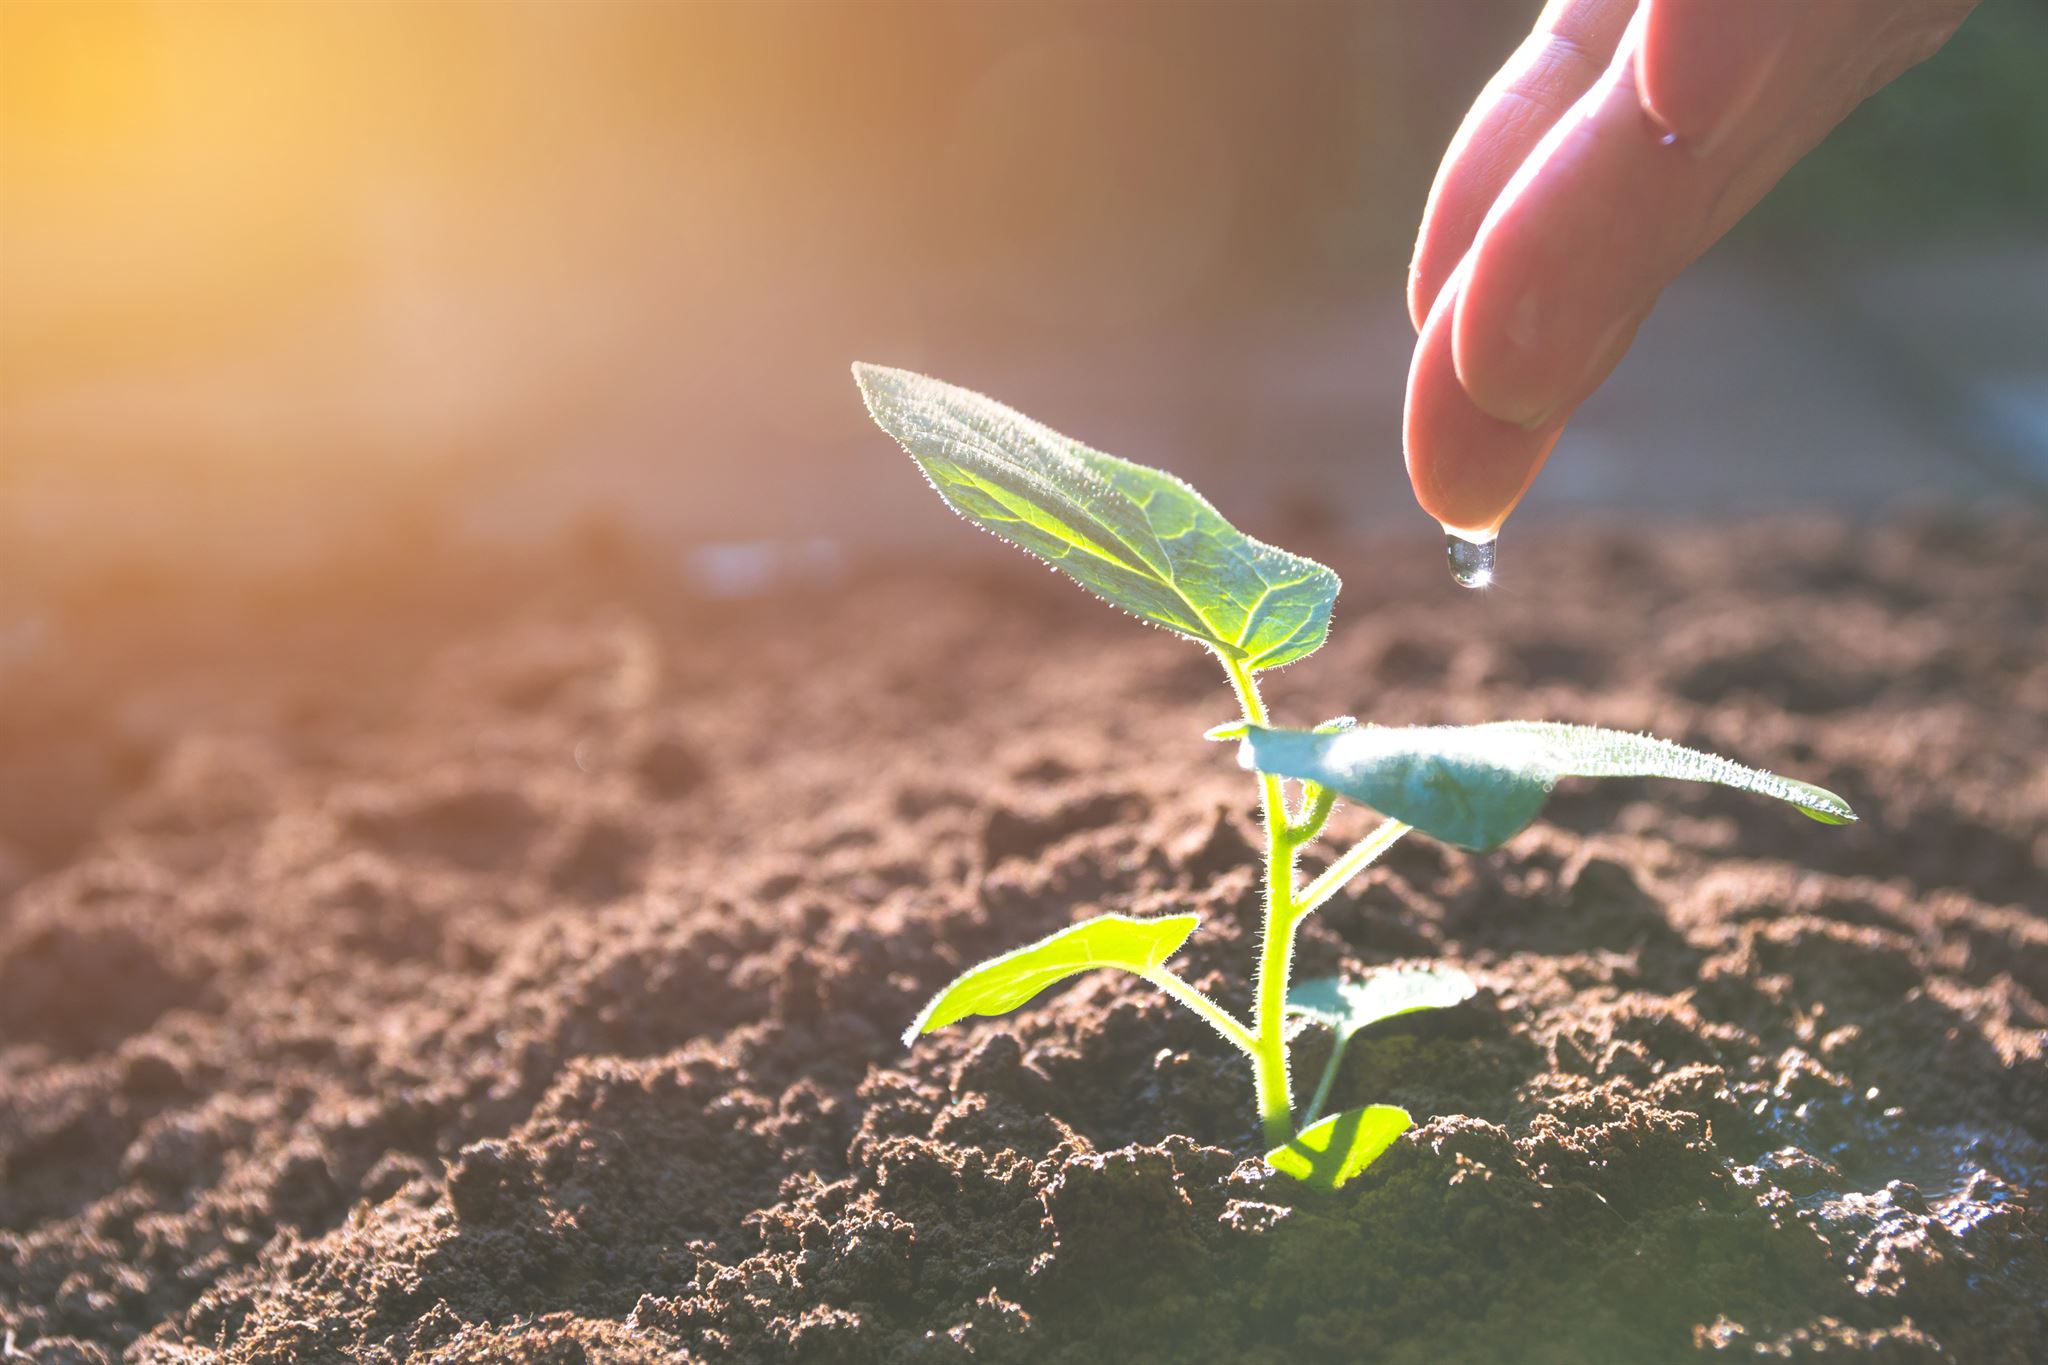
[2,514,2044,1364]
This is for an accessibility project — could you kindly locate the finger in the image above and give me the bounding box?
[1450,0,1974,429]
[1404,263,1567,538]
[1408,0,1979,534]
[1447,34,1700,429]
[1407,0,1636,331]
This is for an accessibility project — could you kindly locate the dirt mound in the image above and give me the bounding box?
[2,516,2043,1362]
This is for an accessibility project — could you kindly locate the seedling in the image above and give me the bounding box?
[855,364,1855,1189]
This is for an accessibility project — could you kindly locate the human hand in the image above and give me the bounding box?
[1403,0,1978,550]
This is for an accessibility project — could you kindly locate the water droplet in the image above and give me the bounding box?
[1444,533,1496,589]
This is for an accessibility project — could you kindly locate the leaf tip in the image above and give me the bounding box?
[851,361,925,417]
[1787,780,1857,825]
[900,996,943,1048]
[1203,720,1250,743]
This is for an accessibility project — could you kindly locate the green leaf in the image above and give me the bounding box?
[1266,1105,1412,1189]
[904,912,1200,1045]
[855,364,1339,671]
[1289,966,1477,1039]
[1238,721,1855,850]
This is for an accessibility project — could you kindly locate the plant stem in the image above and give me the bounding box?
[1300,1032,1351,1129]
[1218,655,1419,1147]
[1221,653,1303,1149]
[1297,819,1412,918]
[1141,969,1257,1057]
[1251,862,1303,1148]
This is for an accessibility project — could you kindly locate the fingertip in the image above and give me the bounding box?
[1405,282,1565,537]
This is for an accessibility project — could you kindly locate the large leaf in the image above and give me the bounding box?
[1239,721,1855,850]
[1290,966,1477,1040]
[855,364,1339,671]
[904,912,1200,1045]
[1266,1105,1412,1189]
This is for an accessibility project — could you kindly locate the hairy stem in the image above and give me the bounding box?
[1290,783,1338,843]
[1297,819,1412,918]
[1221,653,1303,1148]
[1252,865,1302,1148]
[1218,656,1417,1146]
[1141,969,1257,1057]
[1300,1032,1352,1129]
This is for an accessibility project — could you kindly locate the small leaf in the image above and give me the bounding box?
[1239,722,1854,851]
[1203,720,1250,743]
[1289,966,1477,1039]
[904,913,1200,1045]
[855,364,1340,671]
[1267,1105,1411,1189]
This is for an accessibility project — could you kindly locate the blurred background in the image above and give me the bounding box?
[3,0,2046,600]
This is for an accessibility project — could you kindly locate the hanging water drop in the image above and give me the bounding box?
[1444,532,1496,589]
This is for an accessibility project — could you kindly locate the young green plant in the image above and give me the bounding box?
[855,364,1855,1189]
